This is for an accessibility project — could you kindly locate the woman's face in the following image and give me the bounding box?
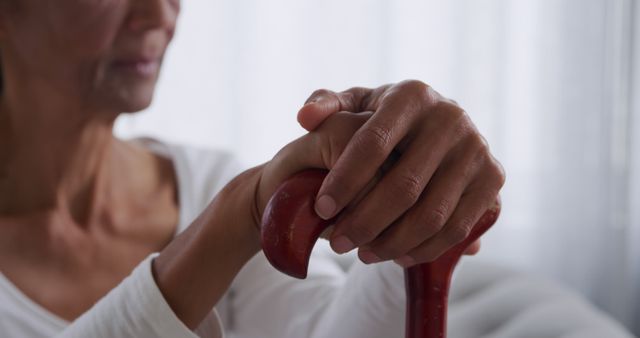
[0,0,180,115]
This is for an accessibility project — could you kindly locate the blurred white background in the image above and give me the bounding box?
[115,0,640,334]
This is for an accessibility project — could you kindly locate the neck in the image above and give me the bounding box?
[0,80,118,224]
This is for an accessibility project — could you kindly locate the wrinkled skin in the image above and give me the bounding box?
[0,0,504,330]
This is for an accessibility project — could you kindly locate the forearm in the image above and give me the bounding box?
[152,165,264,330]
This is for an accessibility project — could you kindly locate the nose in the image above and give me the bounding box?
[127,0,179,33]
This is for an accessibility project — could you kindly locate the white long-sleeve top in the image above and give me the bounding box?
[0,140,634,338]
[0,139,407,338]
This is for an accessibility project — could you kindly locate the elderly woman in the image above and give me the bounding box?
[0,1,512,337]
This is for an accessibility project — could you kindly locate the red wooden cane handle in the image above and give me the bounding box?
[260,170,336,279]
[260,169,501,338]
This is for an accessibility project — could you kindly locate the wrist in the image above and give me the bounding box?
[213,163,266,255]
[152,164,266,329]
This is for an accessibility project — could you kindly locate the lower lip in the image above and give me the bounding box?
[112,60,159,77]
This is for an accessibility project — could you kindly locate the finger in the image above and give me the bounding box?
[258,112,370,214]
[314,84,426,227]
[321,93,454,253]
[297,87,372,131]
[394,183,499,267]
[321,163,384,241]
[257,133,324,215]
[356,135,483,263]
[463,239,481,255]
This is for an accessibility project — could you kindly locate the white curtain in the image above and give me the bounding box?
[115,0,640,334]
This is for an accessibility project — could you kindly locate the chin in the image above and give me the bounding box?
[120,94,155,113]
[101,82,157,114]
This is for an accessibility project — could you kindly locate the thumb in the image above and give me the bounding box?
[297,95,342,131]
[297,87,371,131]
[260,112,371,216]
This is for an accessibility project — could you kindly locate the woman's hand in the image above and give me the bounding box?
[254,112,374,227]
[295,80,506,267]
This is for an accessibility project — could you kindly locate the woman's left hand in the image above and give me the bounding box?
[296,80,506,267]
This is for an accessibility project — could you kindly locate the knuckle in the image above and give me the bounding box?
[340,91,357,111]
[445,223,472,245]
[363,85,390,110]
[399,80,438,108]
[391,171,423,206]
[479,187,499,203]
[343,86,369,109]
[347,224,379,244]
[476,153,506,189]
[452,109,473,132]
[434,102,472,136]
[460,131,490,162]
[409,245,439,263]
[398,79,431,95]
[311,88,332,98]
[308,88,335,103]
[491,159,507,187]
[370,242,405,260]
[346,86,369,94]
[438,100,466,118]
[423,200,450,231]
[356,125,393,158]
[469,135,491,163]
[415,251,439,263]
[464,134,504,190]
[469,132,490,151]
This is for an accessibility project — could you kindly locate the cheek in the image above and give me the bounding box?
[4,0,131,101]
[50,0,128,56]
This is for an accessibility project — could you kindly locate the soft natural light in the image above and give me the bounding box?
[115,0,640,334]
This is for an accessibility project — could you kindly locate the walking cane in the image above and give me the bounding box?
[261,169,500,338]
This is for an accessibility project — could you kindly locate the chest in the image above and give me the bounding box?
[0,219,177,322]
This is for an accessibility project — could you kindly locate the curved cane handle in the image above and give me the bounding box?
[260,169,334,278]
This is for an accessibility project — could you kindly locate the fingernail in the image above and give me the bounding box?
[315,195,336,220]
[359,250,382,264]
[394,255,415,268]
[332,236,355,254]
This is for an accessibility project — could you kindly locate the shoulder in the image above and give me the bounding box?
[132,137,244,185]
[128,137,247,229]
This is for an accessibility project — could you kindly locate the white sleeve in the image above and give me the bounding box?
[227,241,406,338]
[55,254,223,338]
